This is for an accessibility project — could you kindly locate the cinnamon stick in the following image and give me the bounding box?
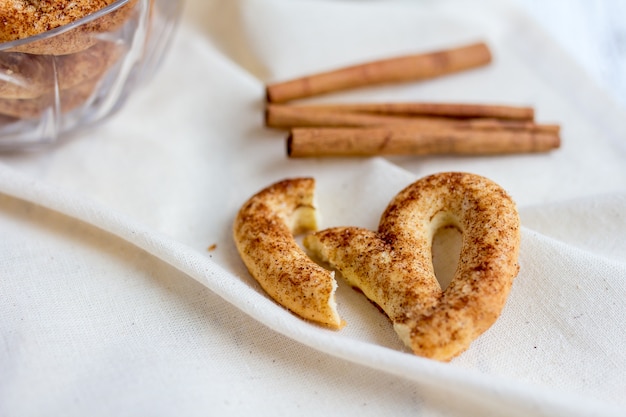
[266,104,432,128]
[266,42,492,103]
[266,104,559,133]
[272,102,534,121]
[287,126,560,157]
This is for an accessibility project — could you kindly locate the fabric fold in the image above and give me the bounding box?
[0,161,623,416]
[2,0,626,416]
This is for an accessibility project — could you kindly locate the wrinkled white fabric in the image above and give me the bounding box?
[1,0,625,416]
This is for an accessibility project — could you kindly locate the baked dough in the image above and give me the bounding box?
[0,41,121,101]
[233,178,343,329]
[0,74,101,118]
[304,172,520,361]
[0,0,138,119]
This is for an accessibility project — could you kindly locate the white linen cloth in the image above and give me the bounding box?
[1,0,625,416]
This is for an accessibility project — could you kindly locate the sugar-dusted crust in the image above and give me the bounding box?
[0,0,138,55]
[305,172,520,361]
[0,0,118,42]
[233,178,343,329]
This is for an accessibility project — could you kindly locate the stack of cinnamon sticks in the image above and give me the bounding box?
[264,42,560,158]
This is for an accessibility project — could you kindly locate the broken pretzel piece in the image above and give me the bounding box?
[233,178,343,329]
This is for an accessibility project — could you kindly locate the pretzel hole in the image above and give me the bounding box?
[432,224,462,290]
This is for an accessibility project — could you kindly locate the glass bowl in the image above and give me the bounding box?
[0,0,183,151]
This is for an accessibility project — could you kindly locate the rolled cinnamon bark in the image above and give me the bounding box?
[266,104,431,128]
[266,104,558,133]
[266,42,492,103]
[287,126,560,157]
[271,102,534,121]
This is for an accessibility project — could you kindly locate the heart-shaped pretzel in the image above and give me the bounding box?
[233,173,520,361]
[304,172,520,361]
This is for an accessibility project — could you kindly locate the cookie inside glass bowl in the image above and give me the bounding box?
[0,0,184,150]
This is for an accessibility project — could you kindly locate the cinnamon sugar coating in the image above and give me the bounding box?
[233,178,343,329]
[304,172,520,361]
[0,0,137,55]
[0,1,116,41]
